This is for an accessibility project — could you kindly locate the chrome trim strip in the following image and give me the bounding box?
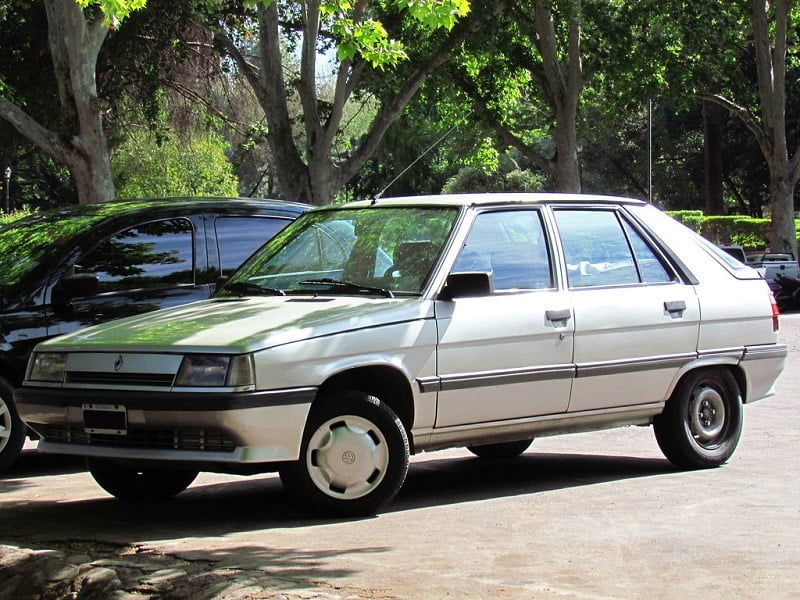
[419,352,700,392]
[418,364,575,393]
[742,344,788,361]
[576,353,696,378]
[697,347,745,360]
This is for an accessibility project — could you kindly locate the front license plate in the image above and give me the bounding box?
[82,403,127,435]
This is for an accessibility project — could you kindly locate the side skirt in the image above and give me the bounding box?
[413,402,664,453]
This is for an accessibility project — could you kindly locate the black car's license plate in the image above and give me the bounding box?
[82,403,127,435]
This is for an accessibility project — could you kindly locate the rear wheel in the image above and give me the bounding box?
[0,377,26,472]
[87,458,198,500]
[653,368,743,469]
[467,438,533,459]
[280,391,409,517]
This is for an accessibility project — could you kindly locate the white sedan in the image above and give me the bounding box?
[16,194,787,516]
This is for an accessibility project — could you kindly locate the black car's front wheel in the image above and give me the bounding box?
[467,438,533,459]
[0,377,26,472]
[280,391,409,517]
[87,458,198,500]
[653,368,743,469]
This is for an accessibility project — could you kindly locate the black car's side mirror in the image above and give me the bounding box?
[53,272,100,303]
[438,272,494,301]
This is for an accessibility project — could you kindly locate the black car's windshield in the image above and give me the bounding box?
[219,205,459,297]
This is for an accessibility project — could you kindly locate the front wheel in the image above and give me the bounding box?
[280,391,410,517]
[87,458,198,500]
[653,368,743,469]
[0,377,26,472]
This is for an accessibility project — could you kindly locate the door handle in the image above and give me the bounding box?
[664,300,686,314]
[546,309,572,322]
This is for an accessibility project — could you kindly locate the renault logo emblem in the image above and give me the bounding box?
[114,355,124,372]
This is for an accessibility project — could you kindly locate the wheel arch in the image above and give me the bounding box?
[315,365,416,448]
[667,359,746,405]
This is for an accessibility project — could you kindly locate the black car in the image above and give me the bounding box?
[0,197,308,471]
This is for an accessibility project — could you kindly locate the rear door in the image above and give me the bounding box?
[552,207,700,413]
[434,208,574,428]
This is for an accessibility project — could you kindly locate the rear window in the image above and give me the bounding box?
[694,234,760,277]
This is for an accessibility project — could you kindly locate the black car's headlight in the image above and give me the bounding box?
[174,354,254,388]
[28,352,67,383]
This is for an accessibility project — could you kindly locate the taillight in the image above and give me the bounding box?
[769,290,780,331]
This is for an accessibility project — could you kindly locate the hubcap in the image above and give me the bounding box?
[0,396,11,452]
[688,385,726,446]
[307,415,389,500]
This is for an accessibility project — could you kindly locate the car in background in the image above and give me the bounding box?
[0,197,308,471]
[15,194,787,516]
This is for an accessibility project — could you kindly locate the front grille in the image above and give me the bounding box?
[65,372,175,386]
[41,424,236,453]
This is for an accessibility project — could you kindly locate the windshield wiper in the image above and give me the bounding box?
[221,281,286,297]
[298,278,394,298]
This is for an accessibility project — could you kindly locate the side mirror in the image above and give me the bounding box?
[438,272,494,301]
[54,272,100,302]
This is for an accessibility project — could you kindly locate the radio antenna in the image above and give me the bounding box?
[374,112,471,200]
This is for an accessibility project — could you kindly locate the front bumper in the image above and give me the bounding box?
[14,385,316,464]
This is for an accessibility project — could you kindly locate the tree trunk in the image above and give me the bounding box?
[752,0,797,257]
[532,0,583,192]
[217,1,509,206]
[769,174,796,254]
[702,98,725,215]
[0,0,114,204]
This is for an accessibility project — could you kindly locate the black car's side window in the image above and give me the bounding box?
[214,216,290,275]
[554,209,674,288]
[453,210,553,291]
[77,219,195,293]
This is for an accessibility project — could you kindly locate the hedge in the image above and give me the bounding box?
[667,211,800,250]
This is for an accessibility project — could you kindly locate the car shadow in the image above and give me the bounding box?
[0,450,677,543]
[1,448,86,479]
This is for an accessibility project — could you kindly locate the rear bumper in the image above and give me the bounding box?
[741,343,788,403]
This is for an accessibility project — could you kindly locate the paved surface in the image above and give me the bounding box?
[2,315,799,599]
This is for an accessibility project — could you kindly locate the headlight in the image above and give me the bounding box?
[29,352,67,383]
[175,354,254,388]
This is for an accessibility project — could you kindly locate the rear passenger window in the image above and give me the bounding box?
[554,209,674,288]
[215,217,290,275]
[77,219,195,293]
[453,210,552,291]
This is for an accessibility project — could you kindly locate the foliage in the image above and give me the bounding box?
[441,151,547,193]
[111,129,238,198]
[667,211,800,250]
[75,0,148,27]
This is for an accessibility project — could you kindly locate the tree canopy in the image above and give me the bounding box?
[0,0,798,255]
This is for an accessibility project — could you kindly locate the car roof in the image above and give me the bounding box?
[1,196,309,229]
[334,193,648,209]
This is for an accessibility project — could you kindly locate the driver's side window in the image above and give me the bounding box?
[453,210,552,291]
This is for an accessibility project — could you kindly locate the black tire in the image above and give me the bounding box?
[0,376,27,472]
[87,458,198,500]
[280,390,410,517]
[467,438,533,459]
[653,368,743,469]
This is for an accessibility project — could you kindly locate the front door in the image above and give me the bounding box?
[434,209,574,428]
[47,217,210,335]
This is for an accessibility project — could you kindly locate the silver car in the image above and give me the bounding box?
[15,194,787,516]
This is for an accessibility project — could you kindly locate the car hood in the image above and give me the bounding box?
[39,295,434,354]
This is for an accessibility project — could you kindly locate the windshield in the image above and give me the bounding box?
[219,205,460,297]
